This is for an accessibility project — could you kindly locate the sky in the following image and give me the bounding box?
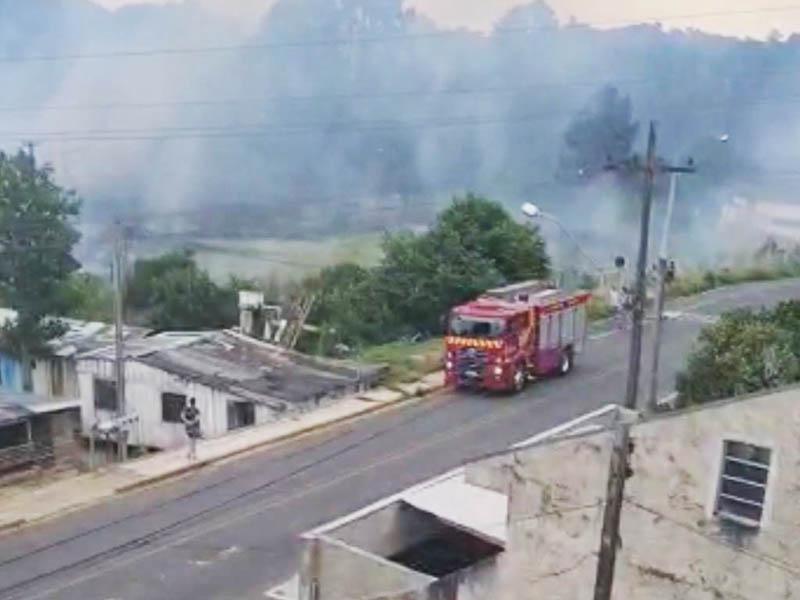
[89,0,800,39]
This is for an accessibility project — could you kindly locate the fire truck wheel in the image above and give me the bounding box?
[513,364,527,393]
[559,348,574,376]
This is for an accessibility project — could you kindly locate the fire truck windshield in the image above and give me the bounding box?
[449,315,506,338]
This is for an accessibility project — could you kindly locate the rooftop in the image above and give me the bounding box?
[81,330,381,406]
[0,403,32,427]
[0,308,149,358]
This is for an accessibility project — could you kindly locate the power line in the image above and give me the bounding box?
[1,4,800,64]
[4,89,800,145]
[3,64,798,115]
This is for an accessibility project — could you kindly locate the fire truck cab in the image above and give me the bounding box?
[444,280,591,392]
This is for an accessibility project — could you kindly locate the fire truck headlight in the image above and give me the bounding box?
[493,365,503,376]
[446,360,454,371]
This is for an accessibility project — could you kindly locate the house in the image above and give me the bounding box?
[0,308,146,401]
[0,392,82,475]
[271,386,800,599]
[77,330,383,450]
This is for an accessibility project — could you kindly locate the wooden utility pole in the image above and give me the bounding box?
[112,220,128,461]
[593,123,696,599]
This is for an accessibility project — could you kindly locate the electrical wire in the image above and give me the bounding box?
[2,64,799,115]
[4,90,800,145]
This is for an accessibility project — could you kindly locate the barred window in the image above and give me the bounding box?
[715,440,771,528]
[162,393,187,424]
[94,379,117,412]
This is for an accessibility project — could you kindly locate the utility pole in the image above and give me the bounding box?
[112,220,128,461]
[593,124,696,600]
[648,173,677,411]
[592,122,657,600]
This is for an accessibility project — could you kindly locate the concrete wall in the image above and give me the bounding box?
[77,358,277,449]
[330,502,449,559]
[482,388,800,599]
[300,536,434,600]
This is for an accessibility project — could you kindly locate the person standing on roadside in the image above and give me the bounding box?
[181,397,201,461]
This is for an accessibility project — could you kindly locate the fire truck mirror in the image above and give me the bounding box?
[614,256,626,269]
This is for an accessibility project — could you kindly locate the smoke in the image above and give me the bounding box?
[1,0,798,273]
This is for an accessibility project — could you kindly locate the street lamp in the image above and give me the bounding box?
[521,202,604,276]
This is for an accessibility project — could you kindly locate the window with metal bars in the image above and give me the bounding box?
[162,393,187,424]
[715,440,771,528]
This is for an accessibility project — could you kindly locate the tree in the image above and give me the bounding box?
[304,263,393,353]
[127,250,196,310]
[0,148,80,388]
[302,195,550,354]
[375,229,504,337]
[558,86,639,182]
[126,250,240,330]
[433,194,550,282]
[675,309,800,407]
[59,272,113,322]
[148,267,236,331]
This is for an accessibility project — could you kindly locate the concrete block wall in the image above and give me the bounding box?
[480,388,800,599]
[300,536,433,600]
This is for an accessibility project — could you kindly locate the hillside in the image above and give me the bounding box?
[1,0,799,258]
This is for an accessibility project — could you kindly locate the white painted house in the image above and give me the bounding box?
[77,330,381,450]
[0,308,146,403]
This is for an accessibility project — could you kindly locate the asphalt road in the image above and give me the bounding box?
[0,279,798,600]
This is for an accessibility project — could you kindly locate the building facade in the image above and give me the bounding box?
[0,309,145,403]
[78,330,380,450]
[274,387,800,599]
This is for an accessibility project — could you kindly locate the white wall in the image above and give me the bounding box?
[476,387,800,600]
[77,358,280,449]
[31,357,79,400]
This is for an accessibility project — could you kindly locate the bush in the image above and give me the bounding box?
[676,302,800,406]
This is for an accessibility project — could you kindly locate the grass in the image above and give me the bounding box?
[148,233,385,285]
[358,338,443,387]
[587,296,614,322]
[666,262,800,299]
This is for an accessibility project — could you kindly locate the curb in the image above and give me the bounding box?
[0,375,446,536]
[115,376,446,495]
[0,518,26,534]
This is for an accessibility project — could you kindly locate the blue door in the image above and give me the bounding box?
[0,353,22,392]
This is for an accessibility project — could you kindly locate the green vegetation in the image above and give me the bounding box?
[189,233,384,284]
[0,148,81,384]
[302,194,550,355]
[676,301,800,407]
[587,296,614,322]
[666,262,800,299]
[60,272,114,322]
[359,338,444,386]
[126,250,253,331]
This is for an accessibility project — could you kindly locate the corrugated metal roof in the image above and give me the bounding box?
[0,308,149,357]
[78,331,208,360]
[0,403,33,426]
[135,331,357,405]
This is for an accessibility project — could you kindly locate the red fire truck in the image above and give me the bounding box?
[444,280,591,392]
